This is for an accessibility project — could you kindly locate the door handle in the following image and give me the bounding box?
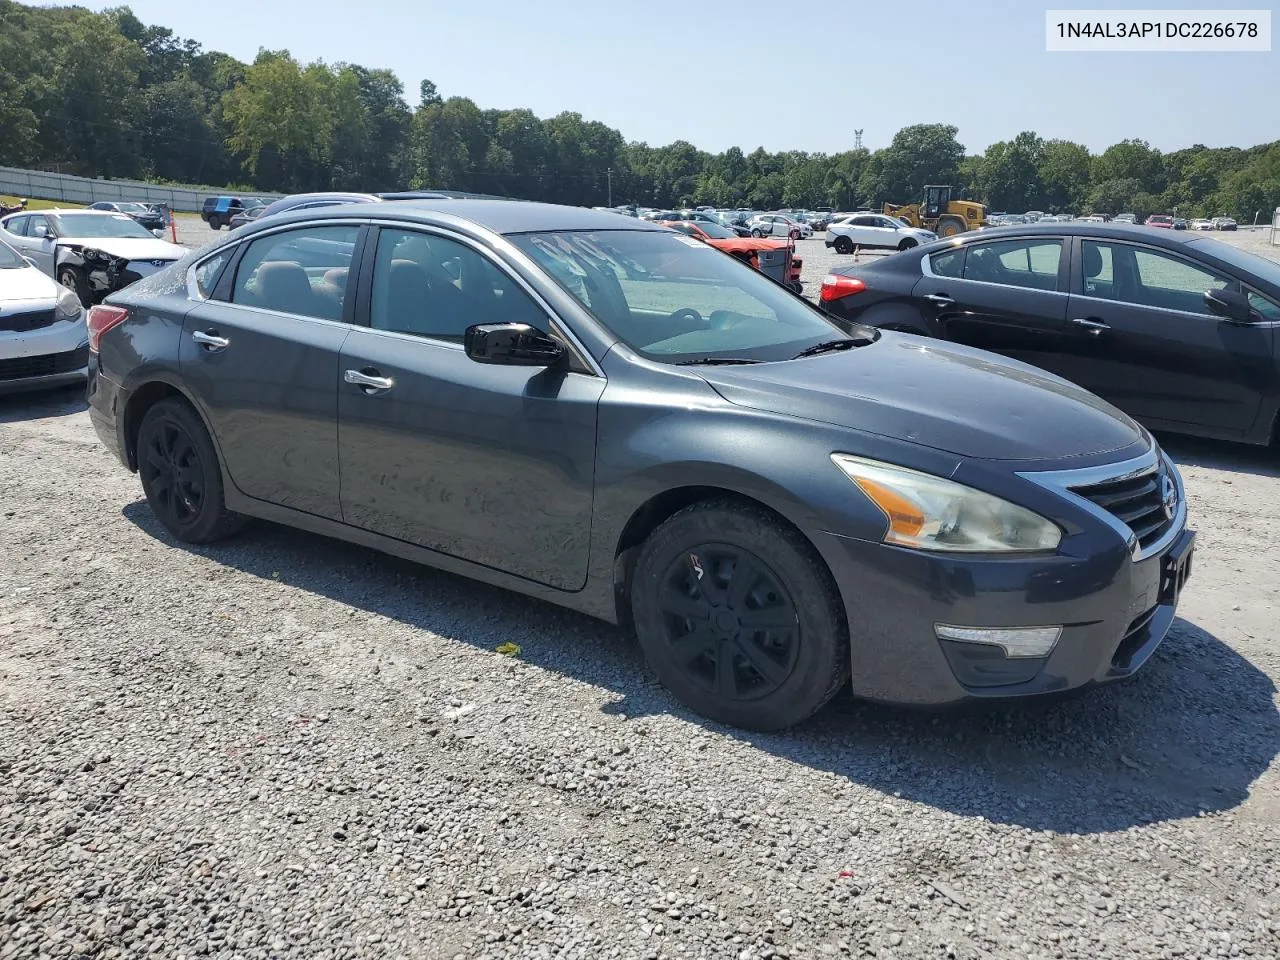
[192,329,230,351]
[344,368,394,393]
[1071,318,1111,335]
[923,294,954,306]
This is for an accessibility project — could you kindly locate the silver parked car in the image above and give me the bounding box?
[0,209,187,306]
[0,236,88,394]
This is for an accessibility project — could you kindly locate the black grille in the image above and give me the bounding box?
[0,309,57,333]
[0,345,89,381]
[1071,466,1175,553]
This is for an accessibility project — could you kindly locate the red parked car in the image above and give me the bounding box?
[1146,215,1174,229]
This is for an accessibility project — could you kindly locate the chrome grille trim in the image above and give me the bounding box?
[1016,447,1186,562]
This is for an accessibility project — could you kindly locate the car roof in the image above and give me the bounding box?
[259,199,670,236]
[963,222,1202,246]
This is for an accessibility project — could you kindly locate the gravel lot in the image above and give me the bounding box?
[2,221,1279,960]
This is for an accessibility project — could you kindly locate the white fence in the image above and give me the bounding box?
[0,166,281,213]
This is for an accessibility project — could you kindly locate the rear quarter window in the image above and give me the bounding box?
[930,248,965,278]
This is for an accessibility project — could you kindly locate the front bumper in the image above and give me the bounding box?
[816,523,1194,706]
[0,320,90,394]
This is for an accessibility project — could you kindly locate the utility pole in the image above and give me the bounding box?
[854,129,863,150]
[607,168,613,207]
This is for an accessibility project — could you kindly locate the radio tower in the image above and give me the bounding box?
[854,129,864,150]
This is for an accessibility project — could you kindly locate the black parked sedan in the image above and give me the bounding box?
[819,223,1280,446]
[86,202,1193,729]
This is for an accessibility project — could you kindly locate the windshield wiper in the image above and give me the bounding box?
[674,357,763,366]
[790,336,874,360]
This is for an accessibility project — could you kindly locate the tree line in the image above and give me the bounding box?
[2,2,1278,221]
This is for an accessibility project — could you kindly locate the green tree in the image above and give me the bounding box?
[1037,140,1092,213]
[875,123,965,203]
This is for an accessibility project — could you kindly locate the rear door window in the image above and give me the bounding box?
[962,238,1062,291]
[230,225,358,321]
[930,248,965,278]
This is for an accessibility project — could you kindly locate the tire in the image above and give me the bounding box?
[750,228,764,238]
[630,500,849,731]
[898,238,918,252]
[57,265,90,307]
[935,218,965,238]
[833,235,854,255]
[137,398,245,544]
[789,229,801,240]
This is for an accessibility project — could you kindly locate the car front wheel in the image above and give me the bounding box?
[631,500,849,730]
[898,238,918,251]
[57,265,90,307]
[833,236,854,255]
[137,398,245,544]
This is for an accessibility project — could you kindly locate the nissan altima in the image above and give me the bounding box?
[86,201,1194,730]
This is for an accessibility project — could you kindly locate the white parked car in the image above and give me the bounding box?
[1190,218,1216,231]
[746,214,813,239]
[0,236,88,394]
[825,213,936,254]
[0,209,188,306]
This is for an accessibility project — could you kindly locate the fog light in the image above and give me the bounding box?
[934,624,1062,658]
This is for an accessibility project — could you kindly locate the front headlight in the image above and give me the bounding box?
[56,286,82,321]
[831,454,1062,553]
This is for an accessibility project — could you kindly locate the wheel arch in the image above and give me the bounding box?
[609,483,835,630]
[121,378,215,473]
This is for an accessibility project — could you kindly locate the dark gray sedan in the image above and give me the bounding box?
[85,202,1193,730]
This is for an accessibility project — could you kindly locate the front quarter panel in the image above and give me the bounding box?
[585,348,971,614]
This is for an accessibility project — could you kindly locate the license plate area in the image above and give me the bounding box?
[1159,530,1195,604]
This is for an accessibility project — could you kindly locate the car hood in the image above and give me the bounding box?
[57,236,186,260]
[0,264,61,304]
[694,335,1146,461]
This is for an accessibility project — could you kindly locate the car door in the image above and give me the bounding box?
[2,215,31,256]
[336,225,604,591]
[1055,238,1274,434]
[913,236,1072,369]
[22,216,58,274]
[844,216,878,247]
[179,223,363,520]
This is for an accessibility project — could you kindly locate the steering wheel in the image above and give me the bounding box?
[669,307,703,326]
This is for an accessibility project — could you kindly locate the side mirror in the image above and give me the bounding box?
[1203,288,1254,324]
[464,322,567,367]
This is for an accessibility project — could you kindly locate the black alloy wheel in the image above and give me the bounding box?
[631,501,848,730]
[137,399,244,543]
[656,543,801,701]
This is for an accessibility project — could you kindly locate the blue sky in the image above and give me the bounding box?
[67,0,1278,154]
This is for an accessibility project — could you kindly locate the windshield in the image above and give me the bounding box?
[116,203,149,214]
[511,229,854,363]
[1188,238,1280,287]
[692,221,737,239]
[50,213,155,239]
[0,238,25,268]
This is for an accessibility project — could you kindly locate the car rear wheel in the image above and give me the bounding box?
[57,265,90,307]
[631,500,848,731]
[750,228,764,238]
[833,236,854,255]
[789,229,801,240]
[898,238,918,251]
[137,398,245,544]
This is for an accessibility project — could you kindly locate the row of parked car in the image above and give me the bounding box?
[7,190,1278,731]
[991,211,1239,231]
